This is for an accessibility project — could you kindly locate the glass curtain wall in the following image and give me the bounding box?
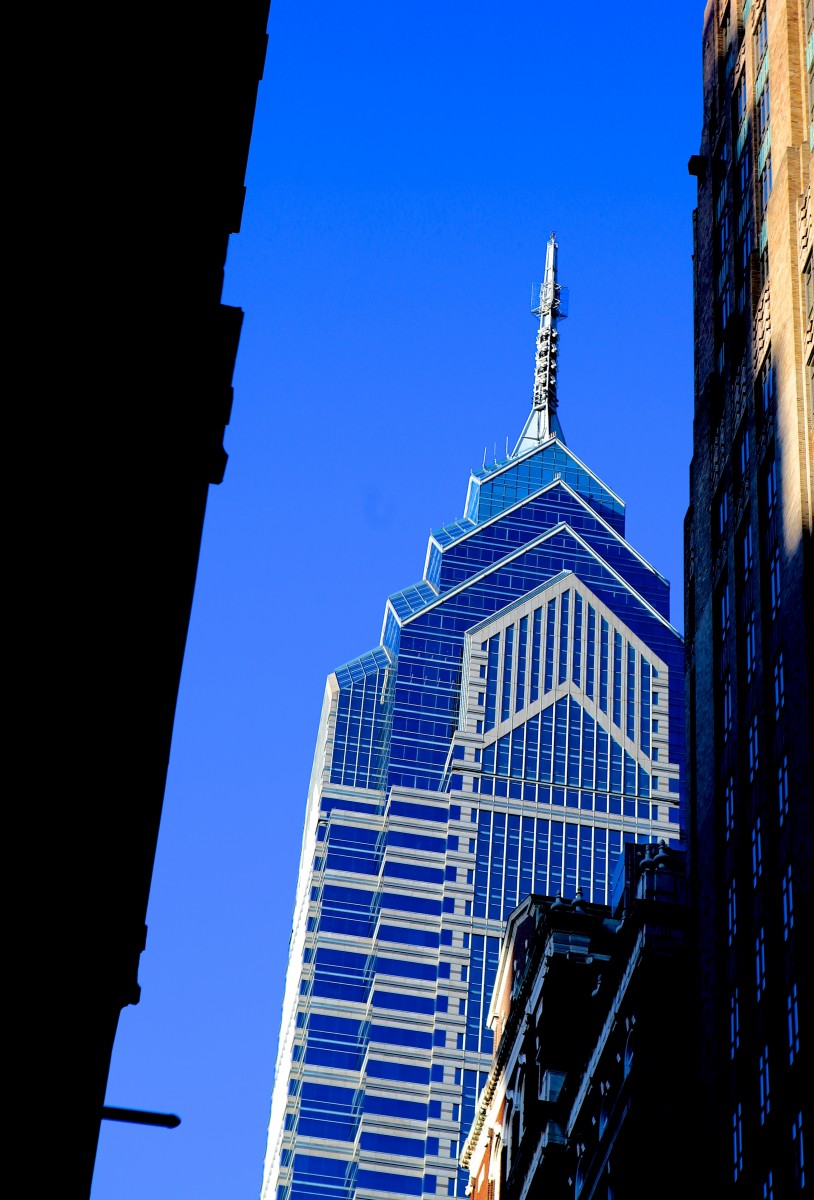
[263,432,684,1200]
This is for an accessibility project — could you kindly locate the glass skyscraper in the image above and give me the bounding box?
[261,237,685,1200]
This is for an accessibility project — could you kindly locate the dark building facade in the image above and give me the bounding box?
[686,1,812,1195]
[16,3,271,1194]
[460,844,691,1200]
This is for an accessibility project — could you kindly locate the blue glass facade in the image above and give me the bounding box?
[262,420,684,1200]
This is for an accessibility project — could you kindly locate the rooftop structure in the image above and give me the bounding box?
[461,844,691,1200]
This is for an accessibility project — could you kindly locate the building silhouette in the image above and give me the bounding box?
[17,3,271,1193]
[686,0,813,1195]
[461,844,691,1200]
[262,237,685,1200]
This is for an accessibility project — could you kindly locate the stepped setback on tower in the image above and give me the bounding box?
[262,237,685,1200]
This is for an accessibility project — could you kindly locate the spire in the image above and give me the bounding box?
[512,232,569,455]
[532,232,567,431]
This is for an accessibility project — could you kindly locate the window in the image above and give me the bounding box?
[778,756,789,825]
[769,545,781,616]
[733,1103,744,1180]
[766,457,777,514]
[751,817,763,884]
[748,715,759,780]
[626,642,635,741]
[720,582,731,638]
[744,127,753,193]
[742,523,754,580]
[755,9,768,64]
[730,988,740,1057]
[792,1111,805,1190]
[745,610,757,680]
[737,425,751,480]
[757,81,771,142]
[739,138,752,202]
[717,339,727,377]
[500,624,514,722]
[485,634,500,731]
[738,220,753,309]
[716,174,730,224]
[736,71,748,127]
[612,630,622,726]
[723,673,734,741]
[759,1045,771,1124]
[759,152,773,220]
[718,488,729,538]
[727,879,738,945]
[725,777,735,841]
[787,983,800,1063]
[774,653,785,718]
[719,209,731,256]
[756,926,766,1000]
[759,350,774,414]
[782,864,794,940]
[516,614,528,710]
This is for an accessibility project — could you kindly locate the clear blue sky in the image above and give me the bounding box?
[92,4,701,1197]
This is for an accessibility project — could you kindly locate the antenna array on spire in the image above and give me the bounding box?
[529,233,568,441]
[509,233,571,458]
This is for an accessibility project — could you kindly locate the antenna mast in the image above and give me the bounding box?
[530,232,568,442]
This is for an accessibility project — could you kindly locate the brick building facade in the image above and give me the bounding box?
[686,2,813,1194]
